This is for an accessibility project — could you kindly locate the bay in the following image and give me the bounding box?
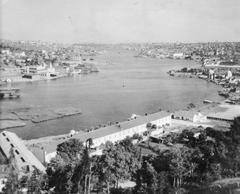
[0,48,223,139]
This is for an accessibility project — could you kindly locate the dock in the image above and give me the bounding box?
[0,88,20,99]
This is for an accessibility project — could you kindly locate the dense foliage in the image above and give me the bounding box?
[1,117,240,194]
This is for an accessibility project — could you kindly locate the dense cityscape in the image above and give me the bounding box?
[1,40,240,194]
[1,0,240,194]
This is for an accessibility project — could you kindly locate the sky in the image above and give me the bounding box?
[0,0,240,43]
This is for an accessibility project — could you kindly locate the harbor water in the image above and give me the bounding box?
[0,48,223,139]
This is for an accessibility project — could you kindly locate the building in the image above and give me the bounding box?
[25,64,46,74]
[41,111,172,161]
[21,63,57,80]
[0,131,46,173]
[207,104,240,122]
[172,110,207,123]
[75,111,171,147]
[173,53,184,59]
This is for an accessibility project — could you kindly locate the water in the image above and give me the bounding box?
[0,48,223,139]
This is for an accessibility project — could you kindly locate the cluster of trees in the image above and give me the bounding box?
[1,117,240,194]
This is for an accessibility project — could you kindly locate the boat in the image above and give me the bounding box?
[122,81,125,88]
[224,99,236,104]
[203,100,213,104]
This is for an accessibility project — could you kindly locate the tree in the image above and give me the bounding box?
[134,160,158,194]
[146,123,152,147]
[2,148,20,194]
[119,138,142,177]
[156,171,173,194]
[132,133,143,142]
[26,167,47,194]
[47,138,91,194]
[97,142,119,194]
[86,138,93,149]
[47,156,74,194]
[168,147,194,192]
[85,138,94,194]
[97,140,141,193]
[57,138,85,163]
[178,130,196,147]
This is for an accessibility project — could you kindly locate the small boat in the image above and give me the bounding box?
[122,81,125,88]
[224,99,236,104]
[203,100,213,104]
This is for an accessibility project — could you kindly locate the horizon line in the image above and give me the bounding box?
[1,38,240,45]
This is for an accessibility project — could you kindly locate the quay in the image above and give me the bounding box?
[0,88,20,99]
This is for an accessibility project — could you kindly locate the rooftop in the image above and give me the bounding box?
[0,131,45,172]
[35,111,171,154]
[72,111,171,142]
[207,104,240,121]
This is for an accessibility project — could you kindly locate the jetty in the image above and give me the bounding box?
[12,107,82,123]
[0,88,20,99]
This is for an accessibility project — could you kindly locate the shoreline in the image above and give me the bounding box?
[168,66,240,105]
[0,107,82,130]
[23,101,240,150]
[0,73,68,84]
[0,55,233,141]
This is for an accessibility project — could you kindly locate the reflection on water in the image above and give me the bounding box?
[0,49,223,139]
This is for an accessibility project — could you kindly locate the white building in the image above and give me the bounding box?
[21,63,57,80]
[21,64,46,74]
[172,110,207,123]
[43,111,172,161]
[73,111,171,147]
[0,131,45,173]
[173,53,184,59]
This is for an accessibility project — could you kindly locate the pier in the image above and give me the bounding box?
[0,88,20,99]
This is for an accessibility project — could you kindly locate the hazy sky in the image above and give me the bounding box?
[1,0,240,43]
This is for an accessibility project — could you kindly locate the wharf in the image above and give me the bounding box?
[0,88,20,99]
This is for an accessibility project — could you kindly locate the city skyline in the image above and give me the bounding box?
[1,0,240,43]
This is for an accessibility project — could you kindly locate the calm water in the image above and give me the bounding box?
[0,48,223,139]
